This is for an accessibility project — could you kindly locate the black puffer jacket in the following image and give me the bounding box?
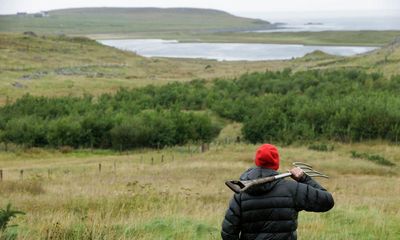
[221,167,334,240]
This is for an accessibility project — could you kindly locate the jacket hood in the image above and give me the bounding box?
[240,167,281,195]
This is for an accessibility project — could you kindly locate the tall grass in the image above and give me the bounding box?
[0,142,399,239]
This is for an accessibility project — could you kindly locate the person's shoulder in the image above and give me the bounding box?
[276,178,299,193]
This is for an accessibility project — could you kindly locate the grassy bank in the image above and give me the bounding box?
[0,141,399,239]
[90,30,400,47]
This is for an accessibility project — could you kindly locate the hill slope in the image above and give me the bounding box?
[295,37,400,75]
[0,7,273,34]
[0,33,284,104]
[1,32,400,105]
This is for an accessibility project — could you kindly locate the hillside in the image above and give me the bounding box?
[296,37,400,75]
[1,33,400,106]
[0,7,273,35]
[0,33,285,105]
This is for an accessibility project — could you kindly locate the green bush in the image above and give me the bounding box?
[0,203,25,240]
[308,144,334,152]
[350,151,395,166]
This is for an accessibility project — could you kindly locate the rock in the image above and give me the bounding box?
[12,82,26,88]
[23,31,37,37]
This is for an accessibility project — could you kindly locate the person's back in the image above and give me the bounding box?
[221,144,334,240]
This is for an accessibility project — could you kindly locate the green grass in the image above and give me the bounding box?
[0,7,273,35]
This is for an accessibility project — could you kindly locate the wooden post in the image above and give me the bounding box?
[151,157,154,165]
[0,169,3,181]
[161,155,164,163]
[201,143,207,153]
[236,136,241,143]
[20,170,24,180]
[98,164,102,173]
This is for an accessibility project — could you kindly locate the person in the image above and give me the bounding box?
[221,144,334,240]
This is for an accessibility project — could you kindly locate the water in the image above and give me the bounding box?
[99,39,378,61]
[239,10,400,32]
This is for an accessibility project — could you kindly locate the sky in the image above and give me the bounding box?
[0,0,399,15]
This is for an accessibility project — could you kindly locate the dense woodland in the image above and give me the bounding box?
[1,69,400,149]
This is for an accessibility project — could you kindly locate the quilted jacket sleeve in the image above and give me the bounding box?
[294,175,335,212]
[221,193,241,240]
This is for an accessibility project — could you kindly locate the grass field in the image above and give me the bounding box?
[0,8,273,35]
[0,136,399,239]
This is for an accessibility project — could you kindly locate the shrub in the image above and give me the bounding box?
[350,151,395,166]
[47,117,83,148]
[0,203,25,233]
[308,144,334,152]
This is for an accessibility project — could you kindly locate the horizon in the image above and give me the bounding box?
[0,0,399,16]
[1,6,399,22]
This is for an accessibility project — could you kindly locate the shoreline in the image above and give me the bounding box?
[85,30,399,47]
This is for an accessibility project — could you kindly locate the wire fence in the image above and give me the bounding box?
[0,137,244,182]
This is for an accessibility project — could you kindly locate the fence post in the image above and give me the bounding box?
[201,143,209,153]
[0,169,2,181]
[20,170,24,180]
[151,157,154,165]
[98,164,102,174]
[161,155,164,163]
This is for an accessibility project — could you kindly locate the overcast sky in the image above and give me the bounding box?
[0,0,399,15]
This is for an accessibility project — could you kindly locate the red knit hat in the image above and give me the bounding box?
[255,144,280,170]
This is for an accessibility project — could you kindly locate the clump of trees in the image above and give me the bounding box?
[1,69,400,149]
[0,106,220,150]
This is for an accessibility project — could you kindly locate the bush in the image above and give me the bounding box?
[308,144,334,152]
[110,110,221,150]
[0,204,25,229]
[47,117,83,148]
[350,151,395,166]
[3,116,47,147]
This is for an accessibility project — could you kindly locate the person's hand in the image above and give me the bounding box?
[290,167,305,182]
